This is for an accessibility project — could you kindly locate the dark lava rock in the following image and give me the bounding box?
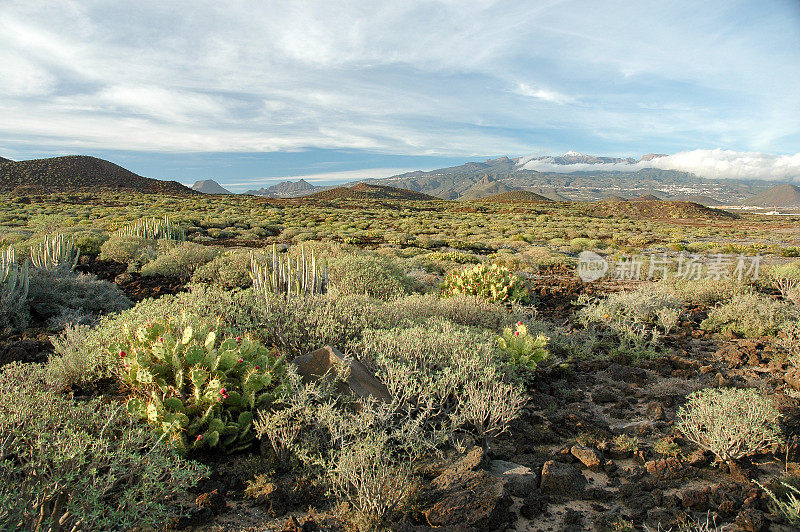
[195,489,226,515]
[422,469,512,530]
[248,481,287,517]
[487,460,538,497]
[645,457,694,484]
[0,337,50,366]
[419,446,511,530]
[607,363,648,384]
[679,487,710,511]
[561,508,585,532]
[519,490,549,519]
[539,460,586,500]
[735,508,767,532]
[570,445,602,471]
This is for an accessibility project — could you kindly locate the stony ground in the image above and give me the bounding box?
[4,260,798,531]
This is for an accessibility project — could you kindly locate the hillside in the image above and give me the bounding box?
[744,183,800,208]
[667,194,725,206]
[458,174,515,199]
[474,190,553,203]
[0,156,11,165]
[0,155,193,194]
[587,200,738,220]
[245,179,321,197]
[305,183,438,201]
[192,179,231,194]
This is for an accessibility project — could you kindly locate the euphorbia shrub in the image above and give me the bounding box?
[443,263,529,304]
[113,317,287,454]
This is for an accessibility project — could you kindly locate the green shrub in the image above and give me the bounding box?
[140,241,218,278]
[360,318,525,445]
[116,317,288,454]
[676,387,782,462]
[443,263,529,304]
[385,293,523,331]
[657,276,746,307]
[100,234,158,265]
[700,291,795,337]
[0,362,207,529]
[192,249,253,288]
[496,321,549,371]
[27,268,132,326]
[328,253,411,301]
[757,480,800,526]
[71,229,108,256]
[579,287,684,331]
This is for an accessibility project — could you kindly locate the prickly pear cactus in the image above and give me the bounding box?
[496,321,549,371]
[443,263,529,304]
[113,317,287,454]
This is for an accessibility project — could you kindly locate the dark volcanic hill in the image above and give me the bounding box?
[474,190,553,203]
[192,179,231,194]
[245,179,321,197]
[588,200,738,220]
[744,184,800,208]
[0,155,193,194]
[0,156,12,165]
[305,183,438,201]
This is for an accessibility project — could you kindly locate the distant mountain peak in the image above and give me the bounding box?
[563,150,583,156]
[192,179,231,194]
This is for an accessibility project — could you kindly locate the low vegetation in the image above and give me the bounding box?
[2,191,800,529]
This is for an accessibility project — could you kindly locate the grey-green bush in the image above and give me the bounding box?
[27,268,132,326]
[192,249,252,288]
[328,253,411,300]
[0,362,207,530]
[140,241,218,278]
[99,234,157,265]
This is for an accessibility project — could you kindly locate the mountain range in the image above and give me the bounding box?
[366,153,773,204]
[2,152,799,208]
[244,179,323,197]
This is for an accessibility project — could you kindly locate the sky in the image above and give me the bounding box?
[1,0,799,191]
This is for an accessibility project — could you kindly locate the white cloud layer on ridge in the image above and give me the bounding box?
[518,149,800,181]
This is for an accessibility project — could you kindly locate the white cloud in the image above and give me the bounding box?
[519,149,800,182]
[0,1,797,157]
[516,83,575,105]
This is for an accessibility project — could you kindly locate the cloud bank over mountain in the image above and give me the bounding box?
[518,149,800,182]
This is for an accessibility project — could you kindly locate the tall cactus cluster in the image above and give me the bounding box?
[114,215,185,241]
[250,244,327,299]
[29,234,80,271]
[117,317,287,454]
[0,246,30,332]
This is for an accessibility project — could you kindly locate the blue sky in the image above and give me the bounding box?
[1,1,799,190]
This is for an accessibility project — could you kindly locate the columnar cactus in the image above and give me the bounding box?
[114,215,185,241]
[250,244,327,299]
[29,234,80,271]
[1,246,29,324]
[443,263,529,304]
[115,317,287,454]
